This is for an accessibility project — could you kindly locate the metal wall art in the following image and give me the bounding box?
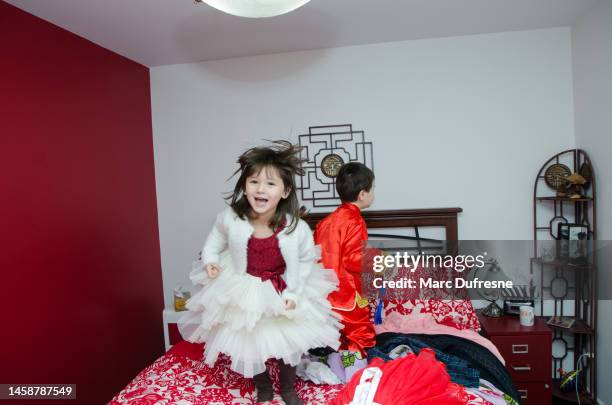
[297,124,374,207]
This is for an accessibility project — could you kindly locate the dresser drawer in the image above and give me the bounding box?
[515,381,552,405]
[491,335,551,382]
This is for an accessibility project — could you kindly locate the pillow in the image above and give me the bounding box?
[381,299,480,332]
[369,263,481,331]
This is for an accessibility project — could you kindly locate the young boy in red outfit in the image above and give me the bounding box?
[314,162,376,383]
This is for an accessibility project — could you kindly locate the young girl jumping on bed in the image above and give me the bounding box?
[179,140,341,405]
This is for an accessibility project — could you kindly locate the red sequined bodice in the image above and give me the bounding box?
[246,226,286,294]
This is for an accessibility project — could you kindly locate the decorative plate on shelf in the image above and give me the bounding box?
[544,163,571,191]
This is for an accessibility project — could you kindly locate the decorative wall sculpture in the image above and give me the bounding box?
[297,124,374,207]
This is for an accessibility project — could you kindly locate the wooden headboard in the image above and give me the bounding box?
[303,207,463,241]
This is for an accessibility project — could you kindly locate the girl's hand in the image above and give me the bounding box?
[284,299,296,310]
[205,263,221,279]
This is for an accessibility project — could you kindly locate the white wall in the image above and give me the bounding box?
[572,1,612,403]
[150,28,575,310]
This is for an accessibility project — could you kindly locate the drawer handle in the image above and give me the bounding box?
[511,365,532,372]
[518,389,528,399]
[512,344,529,354]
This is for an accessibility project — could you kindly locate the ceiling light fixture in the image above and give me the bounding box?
[194,0,311,18]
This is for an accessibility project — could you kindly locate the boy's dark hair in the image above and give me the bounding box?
[335,162,374,202]
[226,140,304,233]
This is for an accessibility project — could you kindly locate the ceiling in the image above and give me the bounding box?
[6,0,599,67]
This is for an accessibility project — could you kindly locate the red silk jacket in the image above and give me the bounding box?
[314,203,368,311]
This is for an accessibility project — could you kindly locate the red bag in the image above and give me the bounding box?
[331,349,468,405]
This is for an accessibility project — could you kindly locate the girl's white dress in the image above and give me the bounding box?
[179,208,342,377]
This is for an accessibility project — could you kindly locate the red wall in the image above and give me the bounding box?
[0,2,164,403]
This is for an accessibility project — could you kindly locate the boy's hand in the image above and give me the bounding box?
[284,299,296,310]
[205,263,221,279]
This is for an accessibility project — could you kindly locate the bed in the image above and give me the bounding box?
[110,208,519,405]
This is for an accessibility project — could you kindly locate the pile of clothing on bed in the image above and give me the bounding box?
[298,311,520,405]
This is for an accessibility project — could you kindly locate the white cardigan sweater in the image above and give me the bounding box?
[202,207,317,305]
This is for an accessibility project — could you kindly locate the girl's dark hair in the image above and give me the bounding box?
[226,140,304,233]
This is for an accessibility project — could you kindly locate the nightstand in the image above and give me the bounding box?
[163,309,185,351]
[478,314,552,405]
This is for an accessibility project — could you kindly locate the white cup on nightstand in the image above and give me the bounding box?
[519,305,534,326]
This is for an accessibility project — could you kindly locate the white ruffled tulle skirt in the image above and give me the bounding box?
[179,251,342,377]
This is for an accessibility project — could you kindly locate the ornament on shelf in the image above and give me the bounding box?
[544,163,571,196]
[565,172,587,199]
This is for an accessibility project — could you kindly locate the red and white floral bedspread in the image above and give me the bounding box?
[110,341,492,405]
